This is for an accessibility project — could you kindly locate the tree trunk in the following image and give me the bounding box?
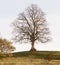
[30,41,36,51]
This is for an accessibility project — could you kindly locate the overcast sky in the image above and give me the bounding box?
[0,0,60,52]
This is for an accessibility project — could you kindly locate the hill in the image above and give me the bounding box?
[0,51,60,63]
[13,51,60,60]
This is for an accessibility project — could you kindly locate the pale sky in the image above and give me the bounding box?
[0,0,60,52]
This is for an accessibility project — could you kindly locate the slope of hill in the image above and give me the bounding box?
[13,51,60,60]
[0,51,60,63]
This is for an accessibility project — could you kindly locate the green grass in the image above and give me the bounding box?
[0,51,60,63]
[13,51,60,59]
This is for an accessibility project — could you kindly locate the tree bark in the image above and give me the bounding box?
[30,41,36,51]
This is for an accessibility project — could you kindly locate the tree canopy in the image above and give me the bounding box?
[0,38,15,53]
[12,4,50,51]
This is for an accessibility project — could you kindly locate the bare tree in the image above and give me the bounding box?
[12,4,50,51]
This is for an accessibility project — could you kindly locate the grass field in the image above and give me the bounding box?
[0,51,60,65]
[13,51,60,60]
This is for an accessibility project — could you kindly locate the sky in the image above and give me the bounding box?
[0,0,60,52]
